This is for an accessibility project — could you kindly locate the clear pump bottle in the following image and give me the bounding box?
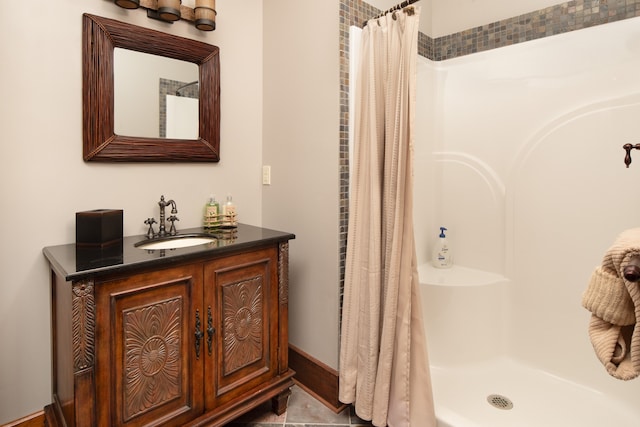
[222,195,237,227]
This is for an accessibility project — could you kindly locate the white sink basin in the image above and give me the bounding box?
[135,234,217,250]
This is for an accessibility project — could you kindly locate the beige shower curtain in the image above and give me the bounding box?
[339,7,436,427]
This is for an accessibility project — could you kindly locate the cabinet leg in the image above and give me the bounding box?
[271,388,292,415]
[44,404,62,427]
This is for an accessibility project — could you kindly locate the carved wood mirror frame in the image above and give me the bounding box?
[82,14,220,162]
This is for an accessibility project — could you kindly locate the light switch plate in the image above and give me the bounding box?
[262,165,271,185]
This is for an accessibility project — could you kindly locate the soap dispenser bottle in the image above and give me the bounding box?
[203,195,220,229]
[222,194,237,227]
[432,227,453,268]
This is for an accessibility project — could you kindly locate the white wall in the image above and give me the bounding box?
[0,0,264,423]
[262,0,342,369]
[415,16,640,403]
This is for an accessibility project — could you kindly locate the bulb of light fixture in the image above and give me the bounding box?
[114,0,140,9]
[157,0,181,22]
[195,0,216,31]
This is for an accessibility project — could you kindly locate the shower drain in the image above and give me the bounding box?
[487,394,514,410]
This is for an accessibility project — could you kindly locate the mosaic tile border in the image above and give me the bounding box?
[337,0,640,322]
[435,0,640,60]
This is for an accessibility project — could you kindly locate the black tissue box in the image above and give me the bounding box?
[76,209,123,247]
[76,242,124,271]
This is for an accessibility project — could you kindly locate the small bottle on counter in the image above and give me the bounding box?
[203,195,220,229]
[222,195,237,227]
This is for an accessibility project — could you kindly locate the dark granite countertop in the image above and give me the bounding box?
[43,223,295,282]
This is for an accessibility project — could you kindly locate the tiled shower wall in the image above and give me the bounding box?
[337,0,640,310]
[434,0,640,60]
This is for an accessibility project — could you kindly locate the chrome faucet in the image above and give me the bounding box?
[157,195,178,237]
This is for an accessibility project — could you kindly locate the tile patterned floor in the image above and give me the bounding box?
[224,385,374,427]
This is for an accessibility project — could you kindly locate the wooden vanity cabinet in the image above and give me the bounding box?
[203,248,283,412]
[44,234,293,427]
[94,263,205,427]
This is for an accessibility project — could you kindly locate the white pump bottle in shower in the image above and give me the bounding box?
[432,227,453,269]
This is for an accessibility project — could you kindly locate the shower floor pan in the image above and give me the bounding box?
[430,357,639,427]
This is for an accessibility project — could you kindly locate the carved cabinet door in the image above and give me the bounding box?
[94,264,205,427]
[203,247,279,410]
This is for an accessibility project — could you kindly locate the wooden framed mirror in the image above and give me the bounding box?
[82,14,220,162]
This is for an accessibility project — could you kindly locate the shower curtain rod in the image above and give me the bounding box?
[175,80,199,96]
[363,0,420,27]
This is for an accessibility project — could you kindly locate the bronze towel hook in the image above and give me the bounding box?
[623,255,640,282]
[623,143,640,168]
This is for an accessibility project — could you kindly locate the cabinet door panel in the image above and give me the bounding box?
[95,265,204,427]
[204,247,278,408]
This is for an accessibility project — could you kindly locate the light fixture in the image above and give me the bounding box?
[157,0,181,22]
[112,0,216,32]
[195,0,216,31]
[114,0,140,9]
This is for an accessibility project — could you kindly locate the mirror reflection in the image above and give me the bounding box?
[114,48,199,139]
